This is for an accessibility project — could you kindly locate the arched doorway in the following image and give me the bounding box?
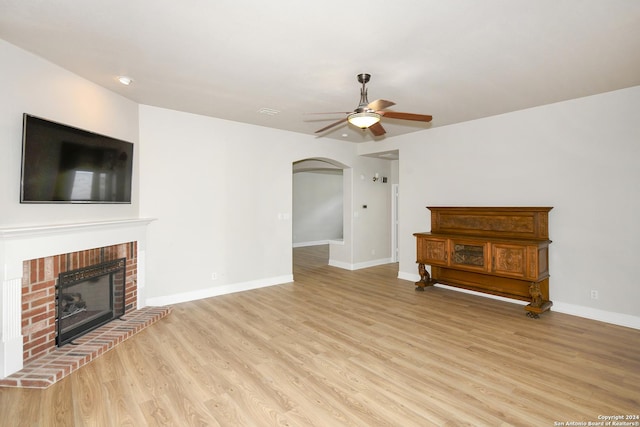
[292,158,349,274]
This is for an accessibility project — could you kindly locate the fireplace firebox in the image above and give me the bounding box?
[56,258,126,346]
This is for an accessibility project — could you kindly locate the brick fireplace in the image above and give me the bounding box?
[0,219,157,381]
[21,242,138,364]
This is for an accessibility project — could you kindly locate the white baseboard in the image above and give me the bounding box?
[397,271,420,282]
[292,240,344,248]
[293,240,330,248]
[434,283,529,306]
[329,257,393,271]
[396,272,640,330]
[145,274,294,307]
[551,302,640,330]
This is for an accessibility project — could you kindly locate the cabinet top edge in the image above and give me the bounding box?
[413,231,552,243]
[426,206,553,212]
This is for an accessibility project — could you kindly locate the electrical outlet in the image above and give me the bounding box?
[211,272,218,280]
[590,290,599,300]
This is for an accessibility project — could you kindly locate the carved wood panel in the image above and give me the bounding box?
[429,207,552,239]
[417,237,448,266]
[439,214,535,235]
[492,244,526,278]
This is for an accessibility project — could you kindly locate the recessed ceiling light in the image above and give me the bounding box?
[342,133,349,138]
[117,76,133,86]
[258,107,280,116]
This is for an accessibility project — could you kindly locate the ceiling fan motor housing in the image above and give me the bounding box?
[356,73,373,111]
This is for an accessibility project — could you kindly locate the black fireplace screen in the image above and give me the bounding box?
[56,257,126,346]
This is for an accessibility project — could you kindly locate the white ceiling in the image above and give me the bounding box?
[1,0,639,143]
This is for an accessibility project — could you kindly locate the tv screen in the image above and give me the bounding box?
[20,114,134,203]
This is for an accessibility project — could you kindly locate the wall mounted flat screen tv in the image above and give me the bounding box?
[20,114,134,203]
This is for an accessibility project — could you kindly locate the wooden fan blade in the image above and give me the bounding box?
[369,122,386,136]
[380,111,432,122]
[315,118,348,133]
[367,99,396,111]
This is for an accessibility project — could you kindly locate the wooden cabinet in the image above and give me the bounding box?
[414,207,552,317]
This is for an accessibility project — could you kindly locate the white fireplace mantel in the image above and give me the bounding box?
[1,218,155,378]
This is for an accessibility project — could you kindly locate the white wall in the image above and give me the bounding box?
[329,156,394,269]
[293,171,343,245]
[0,40,139,227]
[138,105,393,304]
[390,86,640,326]
[351,158,393,265]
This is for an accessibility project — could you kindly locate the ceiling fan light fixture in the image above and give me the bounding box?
[348,111,381,129]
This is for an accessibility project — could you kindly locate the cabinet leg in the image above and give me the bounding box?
[525,282,553,317]
[415,263,434,291]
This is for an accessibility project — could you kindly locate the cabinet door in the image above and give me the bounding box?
[416,236,449,266]
[449,239,489,272]
[491,243,528,278]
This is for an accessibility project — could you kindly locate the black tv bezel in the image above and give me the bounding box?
[20,113,134,204]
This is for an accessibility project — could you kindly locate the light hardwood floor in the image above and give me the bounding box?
[1,245,639,426]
